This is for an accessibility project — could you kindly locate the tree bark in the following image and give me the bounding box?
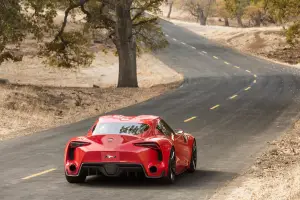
[167,1,173,18]
[224,17,229,26]
[253,12,262,27]
[198,9,207,25]
[237,14,243,27]
[115,0,138,87]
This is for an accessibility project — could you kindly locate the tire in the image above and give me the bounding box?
[187,140,197,173]
[65,173,86,184]
[164,148,176,184]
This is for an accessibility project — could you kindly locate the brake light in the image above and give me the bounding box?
[134,142,160,150]
[69,141,91,148]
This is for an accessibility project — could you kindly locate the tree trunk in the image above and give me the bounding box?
[167,1,173,18]
[253,12,262,27]
[237,14,243,27]
[224,17,229,26]
[198,9,207,25]
[115,0,138,88]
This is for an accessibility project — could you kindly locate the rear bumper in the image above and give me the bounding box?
[65,162,165,178]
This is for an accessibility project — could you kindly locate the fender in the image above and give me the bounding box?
[184,133,196,160]
[64,136,90,163]
[145,137,174,166]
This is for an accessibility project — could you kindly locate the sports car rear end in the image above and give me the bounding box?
[64,134,167,179]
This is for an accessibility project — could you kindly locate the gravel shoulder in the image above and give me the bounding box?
[209,120,300,200]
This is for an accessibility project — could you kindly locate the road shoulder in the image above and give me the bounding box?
[209,119,300,200]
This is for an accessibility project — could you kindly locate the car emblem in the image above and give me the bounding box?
[107,138,113,142]
[105,155,116,159]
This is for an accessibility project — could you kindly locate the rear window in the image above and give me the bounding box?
[92,122,150,135]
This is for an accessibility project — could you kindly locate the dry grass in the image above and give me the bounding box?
[209,120,300,200]
[0,82,181,141]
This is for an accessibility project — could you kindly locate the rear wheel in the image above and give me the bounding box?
[164,148,176,184]
[65,173,86,183]
[188,140,197,173]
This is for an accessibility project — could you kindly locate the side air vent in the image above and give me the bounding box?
[68,148,75,160]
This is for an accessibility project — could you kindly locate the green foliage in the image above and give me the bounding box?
[134,16,168,55]
[259,0,300,45]
[0,0,168,68]
[41,31,95,68]
[224,0,250,17]
[183,0,215,21]
[0,0,61,63]
[243,1,263,26]
[214,0,231,18]
[0,0,27,52]
[286,22,300,46]
[82,0,168,56]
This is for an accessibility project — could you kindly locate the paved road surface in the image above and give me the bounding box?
[1,19,300,200]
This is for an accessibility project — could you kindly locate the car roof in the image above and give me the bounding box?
[98,115,160,124]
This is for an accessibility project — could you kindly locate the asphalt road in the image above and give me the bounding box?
[1,20,300,200]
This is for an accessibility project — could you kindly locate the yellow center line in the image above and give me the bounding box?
[202,51,207,54]
[244,87,251,91]
[210,104,220,110]
[246,70,251,73]
[254,74,257,78]
[184,116,197,123]
[224,62,230,65]
[22,168,57,180]
[191,46,196,49]
[172,38,177,41]
[234,66,240,69]
[213,56,219,59]
[253,80,257,84]
[181,42,186,45]
[229,95,238,99]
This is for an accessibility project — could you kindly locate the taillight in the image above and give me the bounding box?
[69,141,91,148]
[67,141,90,160]
[134,142,160,150]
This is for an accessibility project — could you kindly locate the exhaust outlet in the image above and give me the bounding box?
[149,166,157,173]
[69,164,77,172]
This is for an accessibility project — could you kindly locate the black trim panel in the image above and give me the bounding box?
[65,162,165,178]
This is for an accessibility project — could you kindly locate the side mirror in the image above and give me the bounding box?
[174,129,184,134]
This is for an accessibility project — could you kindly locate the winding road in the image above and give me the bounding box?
[1,19,300,200]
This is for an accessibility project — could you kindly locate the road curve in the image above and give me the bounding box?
[1,20,300,200]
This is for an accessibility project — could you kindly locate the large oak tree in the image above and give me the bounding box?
[0,0,168,87]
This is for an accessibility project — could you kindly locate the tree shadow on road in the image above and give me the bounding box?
[80,169,238,190]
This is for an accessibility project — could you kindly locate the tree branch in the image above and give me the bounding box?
[55,2,82,42]
[80,0,92,22]
[133,17,158,27]
[131,0,158,21]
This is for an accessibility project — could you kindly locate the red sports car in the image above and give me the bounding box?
[64,115,197,184]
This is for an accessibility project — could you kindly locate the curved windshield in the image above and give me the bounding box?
[92,122,150,135]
